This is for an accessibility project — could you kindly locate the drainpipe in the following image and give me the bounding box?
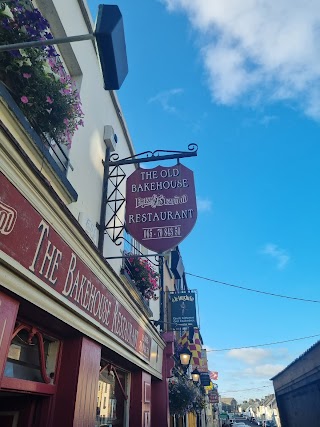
[159,256,164,331]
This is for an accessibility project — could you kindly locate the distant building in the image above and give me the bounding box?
[256,395,281,427]
[221,397,238,413]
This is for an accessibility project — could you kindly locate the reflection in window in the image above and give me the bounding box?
[96,364,127,426]
[4,328,59,383]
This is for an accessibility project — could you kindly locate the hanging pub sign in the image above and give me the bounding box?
[170,292,197,328]
[200,372,211,387]
[125,163,197,253]
[208,390,219,404]
[198,349,209,373]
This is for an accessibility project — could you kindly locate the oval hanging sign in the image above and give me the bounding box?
[125,164,197,253]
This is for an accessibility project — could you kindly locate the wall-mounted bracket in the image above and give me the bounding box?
[97,143,198,252]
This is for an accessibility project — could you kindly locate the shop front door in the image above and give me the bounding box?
[0,391,49,427]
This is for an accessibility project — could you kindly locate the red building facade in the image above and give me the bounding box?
[0,83,171,426]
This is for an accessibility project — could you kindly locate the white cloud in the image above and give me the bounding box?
[244,364,285,378]
[227,348,271,365]
[197,196,212,212]
[206,346,290,400]
[148,88,184,113]
[162,0,320,120]
[262,243,290,270]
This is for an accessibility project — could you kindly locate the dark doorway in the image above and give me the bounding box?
[0,391,50,427]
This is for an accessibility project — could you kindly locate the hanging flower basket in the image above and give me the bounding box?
[124,252,159,300]
[169,374,206,417]
[0,0,84,147]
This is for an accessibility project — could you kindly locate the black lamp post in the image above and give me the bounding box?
[191,367,200,383]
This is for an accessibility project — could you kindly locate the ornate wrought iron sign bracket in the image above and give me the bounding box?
[97,143,198,253]
[109,143,198,167]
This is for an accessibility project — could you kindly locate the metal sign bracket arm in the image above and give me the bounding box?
[97,144,198,253]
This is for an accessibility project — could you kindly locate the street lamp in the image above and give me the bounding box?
[179,346,192,368]
[191,367,200,383]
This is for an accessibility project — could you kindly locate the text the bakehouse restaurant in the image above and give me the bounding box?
[0,173,151,361]
[125,164,197,253]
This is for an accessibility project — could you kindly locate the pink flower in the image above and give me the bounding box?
[23,73,31,79]
[46,96,54,104]
[63,118,69,125]
[21,96,29,104]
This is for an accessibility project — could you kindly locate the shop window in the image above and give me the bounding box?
[4,323,60,384]
[96,363,128,427]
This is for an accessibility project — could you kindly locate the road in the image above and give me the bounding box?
[232,416,258,427]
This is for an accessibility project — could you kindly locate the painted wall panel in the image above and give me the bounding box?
[74,337,101,427]
[130,371,152,427]
[0,291,19,384]
[52,336,101,427]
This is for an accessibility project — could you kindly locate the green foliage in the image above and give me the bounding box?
[125,253,159,300]
[169,374,206,417]
[0,0,83,146]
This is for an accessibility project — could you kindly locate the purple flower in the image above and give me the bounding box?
[9,50,22,58]
[1,18,12,31]
[46,45,58,57]
[1,0,84,147]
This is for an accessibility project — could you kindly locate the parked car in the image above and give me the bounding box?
[256,420,263,426]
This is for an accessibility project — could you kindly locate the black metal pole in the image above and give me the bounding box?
[109,151,197,167]
[159,256,164,331]
[98,146,111,253]
[105,253,163,260]
[0,33,95,52]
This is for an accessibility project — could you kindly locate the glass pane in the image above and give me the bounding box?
[4,329,59,383]
[95,365,126,427]
[45,339,60,383]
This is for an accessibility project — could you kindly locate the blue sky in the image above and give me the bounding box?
[88,0,320,402]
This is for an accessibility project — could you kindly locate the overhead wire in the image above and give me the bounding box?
[219,385,273,394]
[206,333,320,352]
[185,275,320,376]
[185,272,320,303]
